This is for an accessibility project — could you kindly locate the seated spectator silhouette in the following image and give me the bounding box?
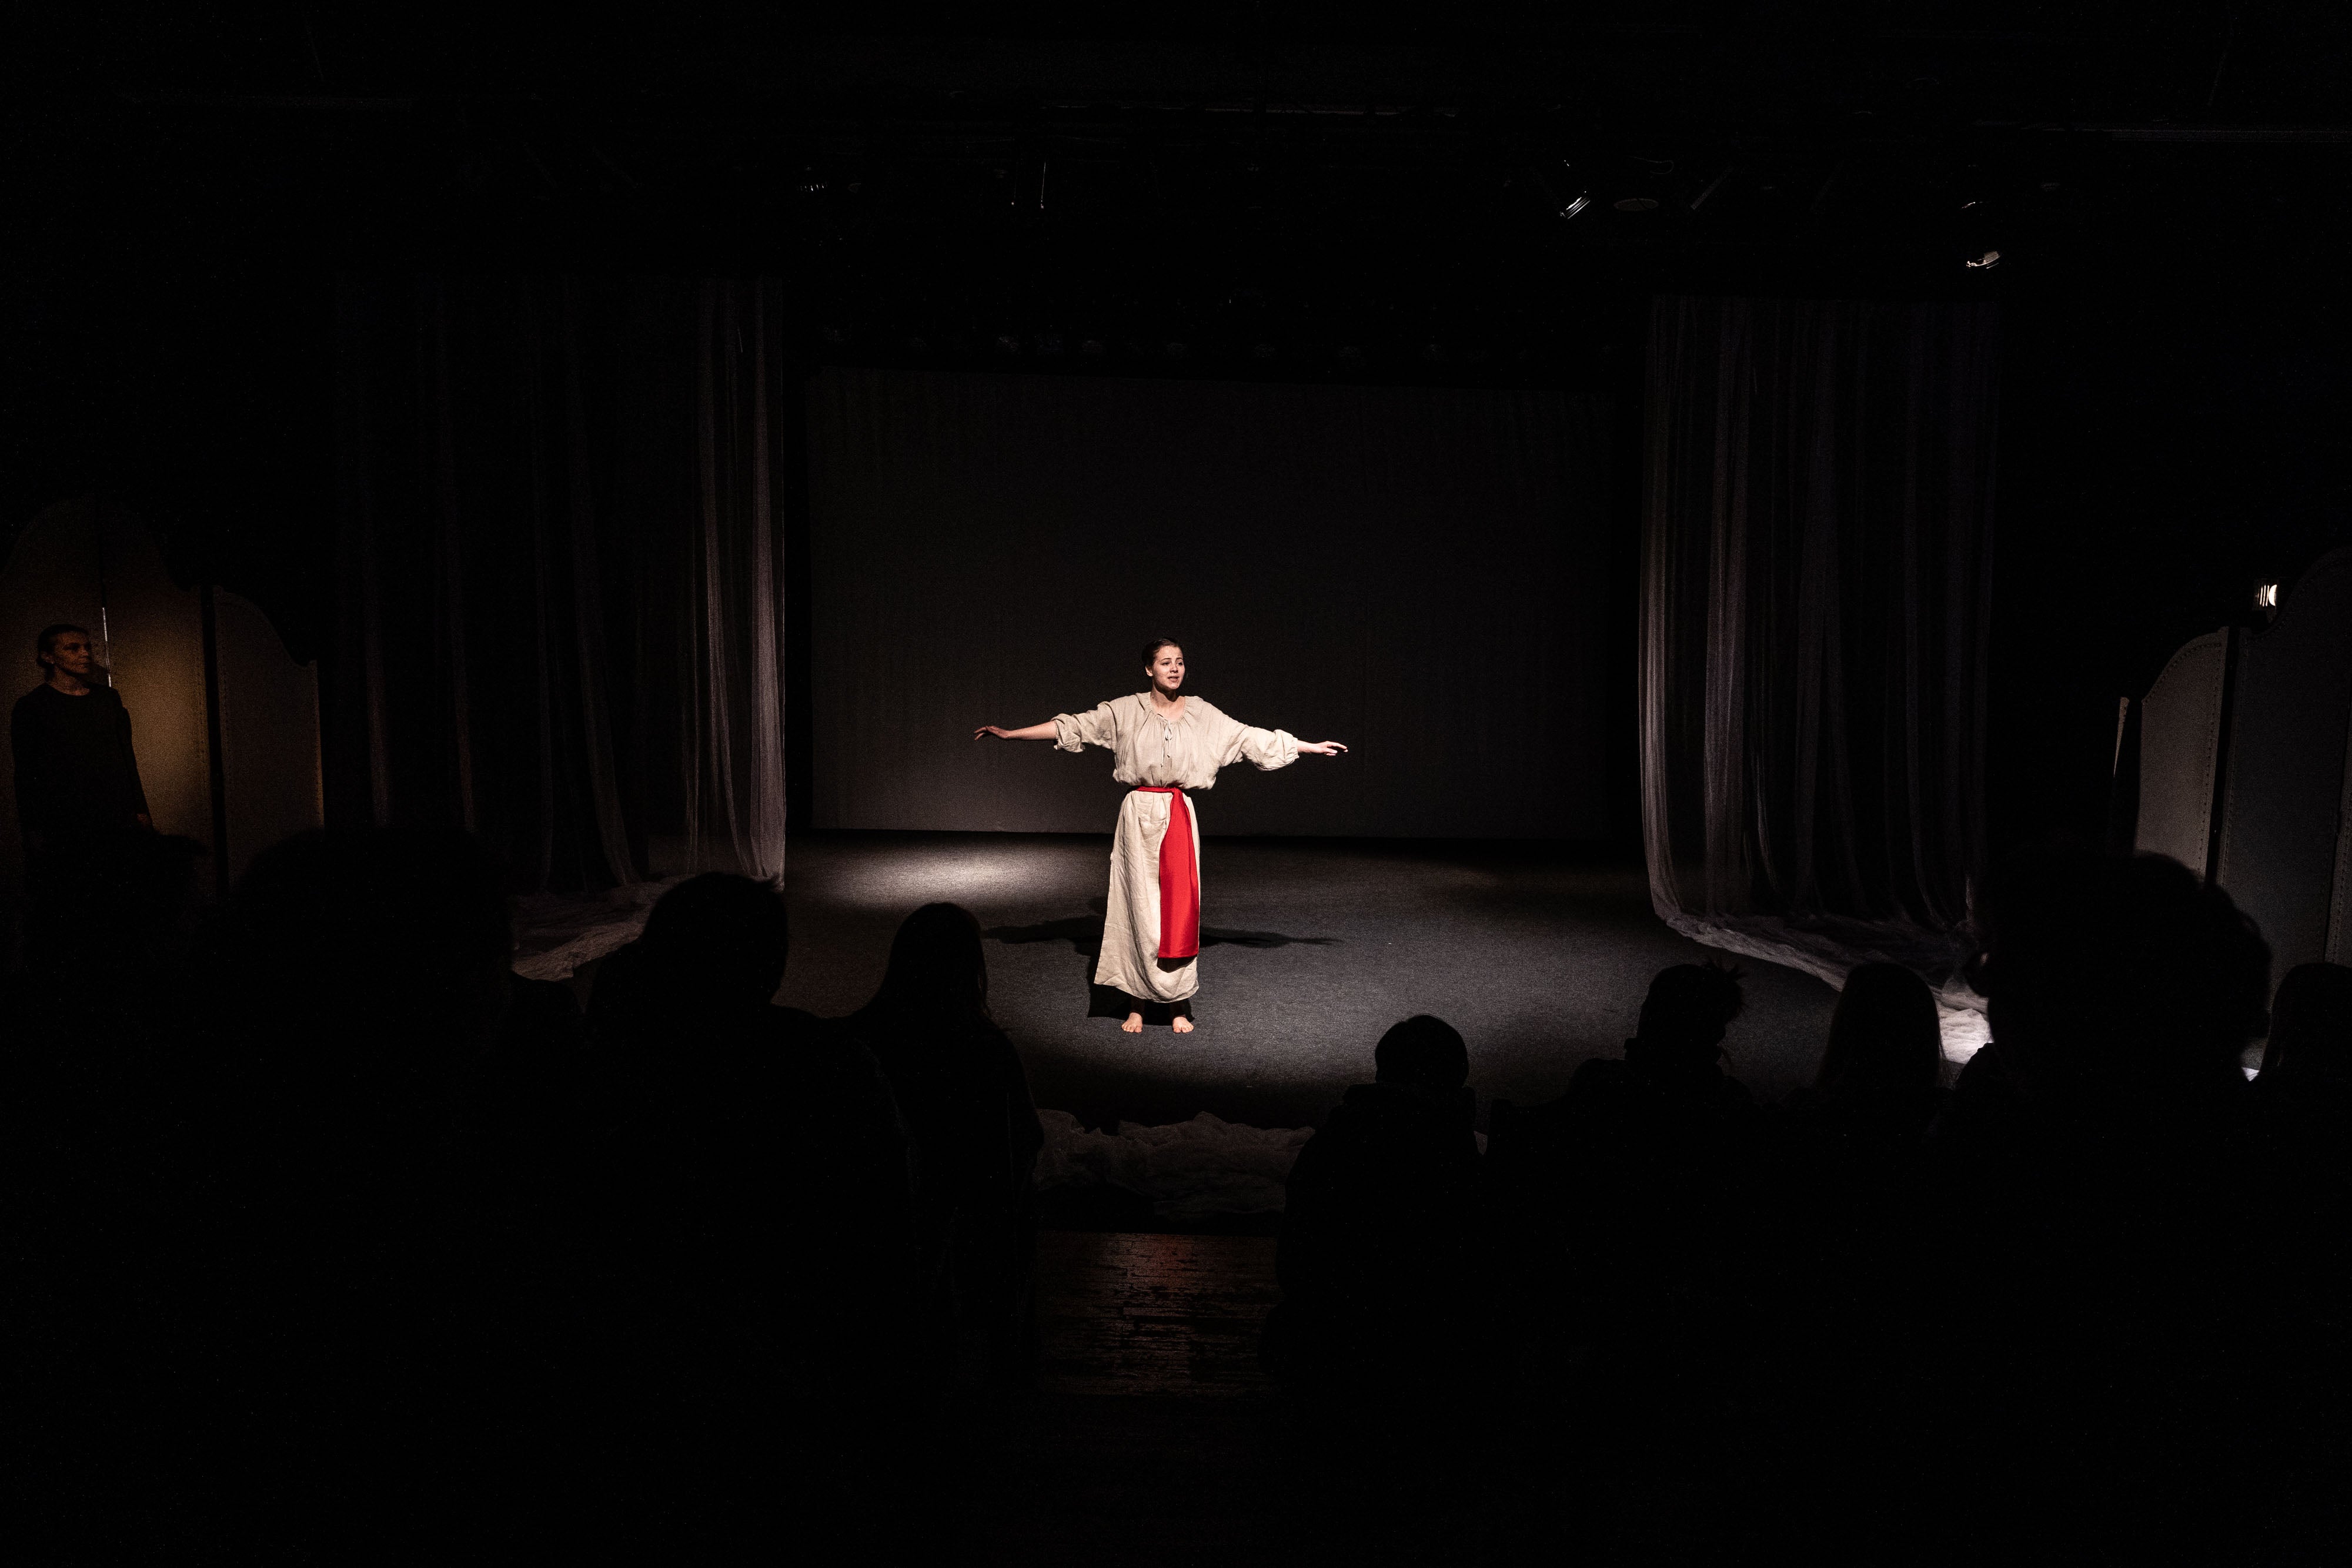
[845,902,1044,1385]
[1745,964,1947,1550]
[1485,962,1756,1367]
[471,962,596,1183]
[1803,962,1946,1131]
[153,827,542,1553]
[6,824,208,1106]
[2255,961,2352,1095]
[1928,847,2274,1560]
[1263,1014,1482,1389]
[584,874,917,1492]
[2247,961,2352,1547]
[8,827,212,1552]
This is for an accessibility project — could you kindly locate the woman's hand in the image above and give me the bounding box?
[974,725,1014,740]
[975,721,1061,741]
[1298,741,1349,757]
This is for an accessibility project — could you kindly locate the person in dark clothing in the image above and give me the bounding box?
[583,871,920,1539]
[122,827,553,1556]
[1485,962,1758,1353]
[1263,1014,1482,1388]
[6,826,213,1557]
[844,902,1045,1385]
[11,624,151,861]
[2246,962,2352,1552]
[1926,847,2277,1562]
[1741,964,1949,1555]
[469,969,597,1186]
[2255,961,2352,1088]
[1808,961,1947,1122]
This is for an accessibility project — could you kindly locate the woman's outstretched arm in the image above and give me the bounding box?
[974,721,1060,741]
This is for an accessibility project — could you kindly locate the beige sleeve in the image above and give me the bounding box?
[1208,704,1299,771]
[1054,701,1121,753]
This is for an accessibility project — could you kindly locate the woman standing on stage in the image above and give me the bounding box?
[974,640,1348,1034]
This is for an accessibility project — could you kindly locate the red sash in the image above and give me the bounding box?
[1132,785,1200,959]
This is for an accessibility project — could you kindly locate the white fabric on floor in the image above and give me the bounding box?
[510,878,679,982]
[1034,1109,1313,1222]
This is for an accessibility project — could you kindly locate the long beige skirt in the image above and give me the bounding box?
[1094,787,1204,1004]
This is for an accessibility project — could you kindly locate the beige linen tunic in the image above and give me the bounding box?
[1054,694,1300,1004]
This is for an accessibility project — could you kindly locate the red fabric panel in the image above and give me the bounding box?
[1135,786,1200,959]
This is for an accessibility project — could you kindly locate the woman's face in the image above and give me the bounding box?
[1146,646,1185,695]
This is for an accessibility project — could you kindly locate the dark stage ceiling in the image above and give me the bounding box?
[14,5,2352,359]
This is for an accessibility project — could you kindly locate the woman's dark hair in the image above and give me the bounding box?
[861,902,991,1021]
[1140,637,1182,670]
[1374,1014,1469,1089]
[34,623,89,674]
[1817,962,1943,1098]
[1976,847,2270,1079]
[1635,961,1747,1061]
[636,872,792,1002]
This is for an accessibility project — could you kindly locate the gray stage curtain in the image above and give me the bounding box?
[329,277,792,889]
[679,283,791,882]
[1641,296,1997,986]
[806,368,1619,839]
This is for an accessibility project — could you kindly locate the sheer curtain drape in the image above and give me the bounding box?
[328,276,793,890]
[1641,296,1997,1005]
[681,283,790,881]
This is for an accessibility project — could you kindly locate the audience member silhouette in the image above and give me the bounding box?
[583,871,918,1533]
[1928,847,2274,1561]
[28,807,2352,1561]
[5,825,208,1131]
[157,827,542,1553]
[1744,962,1947,1553]
[1809,961,1946,1123]
[1485,962,1758,1365]
[7,827,213,1555]
[1264,1014,1482,1389]
[2256,961,2352,1089]
[2244,961,2352,1549]
[471,965,595,1182]
[846,902,1044,1384]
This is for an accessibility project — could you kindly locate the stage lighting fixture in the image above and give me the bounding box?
[1966,250,2001,269]
[1251,342,1277,361]
[1559,193,1591,220]
[2256,582,2280,609]
[1613,197,1659,212]
[1164,341,1190,359]
[1081,338,1107,357]
[993,333,1021,356]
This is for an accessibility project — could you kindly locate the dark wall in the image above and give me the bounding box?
[1,270,335,663]
[1991,280,2352,855]
[806,367,1622,839]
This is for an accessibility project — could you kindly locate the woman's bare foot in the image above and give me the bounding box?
[1171,1015,1194,1034]
[1122,1011,1145,1033]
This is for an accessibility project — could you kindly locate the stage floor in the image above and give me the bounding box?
[767,831,1840,1132]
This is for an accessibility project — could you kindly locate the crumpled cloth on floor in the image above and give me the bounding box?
[1034,1110,1314,1222]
